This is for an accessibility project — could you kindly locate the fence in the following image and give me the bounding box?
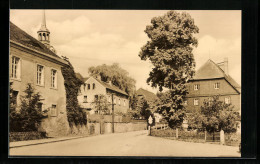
[150,126,240,146]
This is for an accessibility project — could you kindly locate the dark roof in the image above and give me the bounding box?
[10,22,60,59]
[136,88,159,102]
[191,59,241,93]
[84,76,128,96]
[75,73,84,82]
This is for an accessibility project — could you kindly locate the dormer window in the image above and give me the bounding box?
[194,84,200,90]
[214,82,220,89]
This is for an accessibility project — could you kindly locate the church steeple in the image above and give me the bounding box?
[37,10,50,48]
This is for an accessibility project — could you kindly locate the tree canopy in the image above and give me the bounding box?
[140,10,199,128]
[88,63,136,96]
[139,10,199,91]
[187,96,240,133]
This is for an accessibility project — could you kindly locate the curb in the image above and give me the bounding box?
[9,135,90,149]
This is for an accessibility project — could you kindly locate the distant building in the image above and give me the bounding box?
[185,59,241,115]
[9,11,70,136]
[136,88,159,112]
[77,76,129,114]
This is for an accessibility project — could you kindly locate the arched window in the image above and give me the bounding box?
[43,33,46,40]
[93,83,95,89]
[39,33,42,40]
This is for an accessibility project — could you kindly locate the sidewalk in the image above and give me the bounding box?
[9,135,91,148]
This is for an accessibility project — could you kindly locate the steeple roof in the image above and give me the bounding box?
[10,21,59,59]
[38,10,49,32]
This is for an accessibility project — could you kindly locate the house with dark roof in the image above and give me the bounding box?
[9,11,70,136]
[185,58,241,115]
[78,76,129,114]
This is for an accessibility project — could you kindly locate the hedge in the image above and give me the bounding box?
[9,131,47,142]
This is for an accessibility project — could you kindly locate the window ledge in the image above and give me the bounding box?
[50,87,58,90]
[36,84,45,88]
[10,78,21,82]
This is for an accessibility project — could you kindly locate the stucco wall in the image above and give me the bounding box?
[78,77,129,114]
[186,79,241,114]
[10,44,70,137]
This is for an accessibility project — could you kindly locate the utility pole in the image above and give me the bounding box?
[112,93,115,133]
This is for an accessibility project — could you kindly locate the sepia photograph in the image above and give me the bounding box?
[9,10,241,157]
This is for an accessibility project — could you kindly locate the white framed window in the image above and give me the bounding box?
[225,97,231,104]
[123,100,126,106]
[194,99,199,106]
[118,99,121,106]
[11,56,21,79]
[83,95,88,103]
[51,69,57,88]
[37,64,44,86]
[208,97,213,105]
[214,82,220,89]
[50,104,57,116]
[114,98,117,104]
[183,100,187,106]
[194,84,199,90]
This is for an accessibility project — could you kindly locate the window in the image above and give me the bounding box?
[225,97,231,104]
[194,99,199,106]
[123,100,126,106]
[183,100,187,106]
[88,84,90,90]
[114,98,117,104]
[11,56,21,79]
[83,84,86,91]
[11,91,18,106]
[37,64,44,86]
[208,97,213,105]
[118,99,121,106]
[194,84,199,90]
[214,82,220,89]
[93,83,95,89]
[51,69,57,88]
[83,96,88,103]
[37,102,43,111]
[94,95,98,100]
[50,104,57,116]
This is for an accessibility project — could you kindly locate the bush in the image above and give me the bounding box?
[9,83,45,132]
[9,132,47,142]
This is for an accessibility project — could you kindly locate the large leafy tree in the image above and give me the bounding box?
[88,63,136,96]
[187,96,240,133]
[139,10,199,128]
[91,94,110,115]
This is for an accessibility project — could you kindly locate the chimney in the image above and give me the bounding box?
[224,58,229,75]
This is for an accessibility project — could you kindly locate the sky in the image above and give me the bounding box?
[10,10,241,93]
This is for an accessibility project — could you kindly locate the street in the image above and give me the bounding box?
[10,130,240,157]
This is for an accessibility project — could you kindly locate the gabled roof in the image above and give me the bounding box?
[84,76,128,96]
[191,59,241,93]
[136,88,159,102]
[10,22,59,59]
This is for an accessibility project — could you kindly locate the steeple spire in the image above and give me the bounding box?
[41,10,47,30]
[37,10,50,48]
